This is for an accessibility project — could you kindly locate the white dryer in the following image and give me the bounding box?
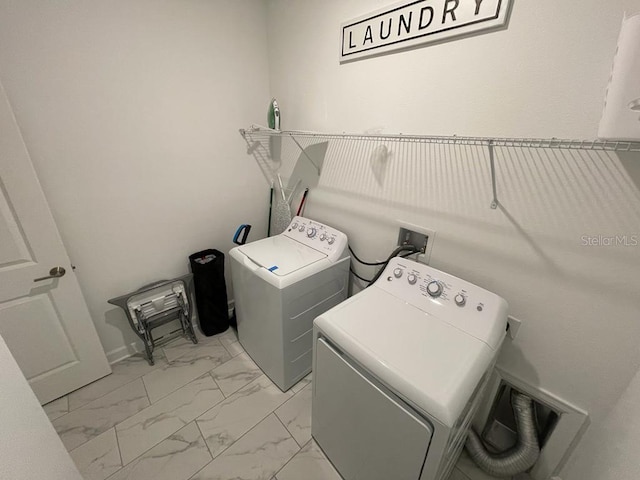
[312,257,508,480]
[230,216,349,391]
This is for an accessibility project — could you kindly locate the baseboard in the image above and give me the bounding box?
[106,299,236,365]
[106,340,145,365]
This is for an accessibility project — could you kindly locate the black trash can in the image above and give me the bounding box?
[189,249,229,336]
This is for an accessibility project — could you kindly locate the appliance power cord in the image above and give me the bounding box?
[348,244,420,285]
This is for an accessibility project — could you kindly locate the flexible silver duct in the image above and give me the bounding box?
[465,391,541,478]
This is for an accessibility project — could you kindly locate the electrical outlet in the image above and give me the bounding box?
[396,221,435,264]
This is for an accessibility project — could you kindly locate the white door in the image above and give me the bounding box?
[0,334,83,479]
[0,81,111,404]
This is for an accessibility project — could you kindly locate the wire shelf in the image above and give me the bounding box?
[239,125,640,211]
[239,126,640,152]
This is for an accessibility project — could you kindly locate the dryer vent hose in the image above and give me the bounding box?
[465,391,540,478]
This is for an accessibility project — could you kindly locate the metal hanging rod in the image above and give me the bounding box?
[239,126,640,152]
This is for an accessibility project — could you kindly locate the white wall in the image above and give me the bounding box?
[265,1,640,478]
[567,364,640,480]
[267,0,639,139]
[0,0,271,360]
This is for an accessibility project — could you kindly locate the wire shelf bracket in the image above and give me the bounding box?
[488,141,499,209]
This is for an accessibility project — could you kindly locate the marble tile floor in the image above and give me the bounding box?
[44,328,513,480]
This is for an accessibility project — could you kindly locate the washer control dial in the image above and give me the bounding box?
[298,225,305,232]
[291,222,298,229]
[427,281,443,297]
[307,227,317,238]
[407,274,417,285]
[393,268,403,278]
[319,233,327,241]
[454,294,466,307]
[327,237,335,245]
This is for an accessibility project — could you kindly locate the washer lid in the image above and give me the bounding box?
[238,235,326,276]
[314,287,499,427]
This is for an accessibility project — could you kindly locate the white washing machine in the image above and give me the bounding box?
[312,257,508,480]
[230,216,349,391]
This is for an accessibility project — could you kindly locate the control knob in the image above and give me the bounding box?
[393,268,403,278]
[291,222,298,229]
[407,273,417,285]
[427,281,443,298]
[327,237,335,245]
[298,225,305,232]
[319,233,327,241]
[454,294,466,307]
[307,227,317,238]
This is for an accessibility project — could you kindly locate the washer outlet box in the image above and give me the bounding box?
[397,222,435,264]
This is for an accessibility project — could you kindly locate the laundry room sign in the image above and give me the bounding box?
[340,0,512,62]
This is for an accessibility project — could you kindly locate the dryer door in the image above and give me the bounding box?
[312,338,432,480]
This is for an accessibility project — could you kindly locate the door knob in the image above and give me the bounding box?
[34,266,66,282]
